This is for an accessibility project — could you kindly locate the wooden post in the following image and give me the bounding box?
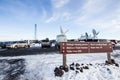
[63,54,67,66]
[107,52,112,64]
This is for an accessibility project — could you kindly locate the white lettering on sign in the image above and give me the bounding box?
[66,43,88,46]
[60,42,113,54]
[90,46,103,49]
[90,43,107,46]
[66,50,82,53]
[66,46,88,49]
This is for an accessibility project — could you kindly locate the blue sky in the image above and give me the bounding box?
[0,0,120,41]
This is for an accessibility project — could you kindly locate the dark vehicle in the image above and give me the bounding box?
[0,42,6,49]
[79,39,108,42]
[41,38,52,48]
[110,40,117,44]
[110,40,117,48]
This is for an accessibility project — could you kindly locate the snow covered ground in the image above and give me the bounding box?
[0,50,120,80]
[115,43,120,47]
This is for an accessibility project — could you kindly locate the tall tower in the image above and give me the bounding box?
[34,24,37,40]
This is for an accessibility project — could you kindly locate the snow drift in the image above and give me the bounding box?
[0,50,120,80]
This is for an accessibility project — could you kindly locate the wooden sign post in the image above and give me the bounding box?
[107,52,112,63]
[61,42,67,66]
[63,54,67,66]
[60,42,113,66]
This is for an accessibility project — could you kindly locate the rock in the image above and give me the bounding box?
[76,70,79,74]
[105,60,111,65]
[59,66,64,70]
[83,66,89,69]
[80,67,83,72]
[54,67,64,77]
[76,63,80,67]
[89,63,92,66]
[70,63,75,70]
[111,59,116,64]
[115,63,119,67]
[76,63,80,70]
[63,66,69,72]
[70,62,74,66]
[76,67,80,70]
[54,67,59,72]
[70,66,74,70]
[81,63,84,66]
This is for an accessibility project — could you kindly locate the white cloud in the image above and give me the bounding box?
[45,0,73,23]
[69,0,120,39]
[100,19,120,31]
[62,12,71,20]
[46,11,71,23]
[52,0,70,8]
[75,0,120,26]
[76,0,106,22]
[45,12,60,23]
[46,0,71,23]
[1,0,120,40]
[82,0,108,13]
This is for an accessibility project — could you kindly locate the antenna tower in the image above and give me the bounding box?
[34,24,37,40]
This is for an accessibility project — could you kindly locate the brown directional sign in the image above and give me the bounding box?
[60,42,113,54]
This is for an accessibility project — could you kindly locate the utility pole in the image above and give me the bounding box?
[34,24,37,40]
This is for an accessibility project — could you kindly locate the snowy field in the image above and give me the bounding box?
[0,50,120,80]
[115,43,120,47]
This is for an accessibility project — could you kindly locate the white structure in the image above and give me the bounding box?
[80,29,99,40]
[80,33,92,40]
[92,29,99,39]
[56,27,68,43]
